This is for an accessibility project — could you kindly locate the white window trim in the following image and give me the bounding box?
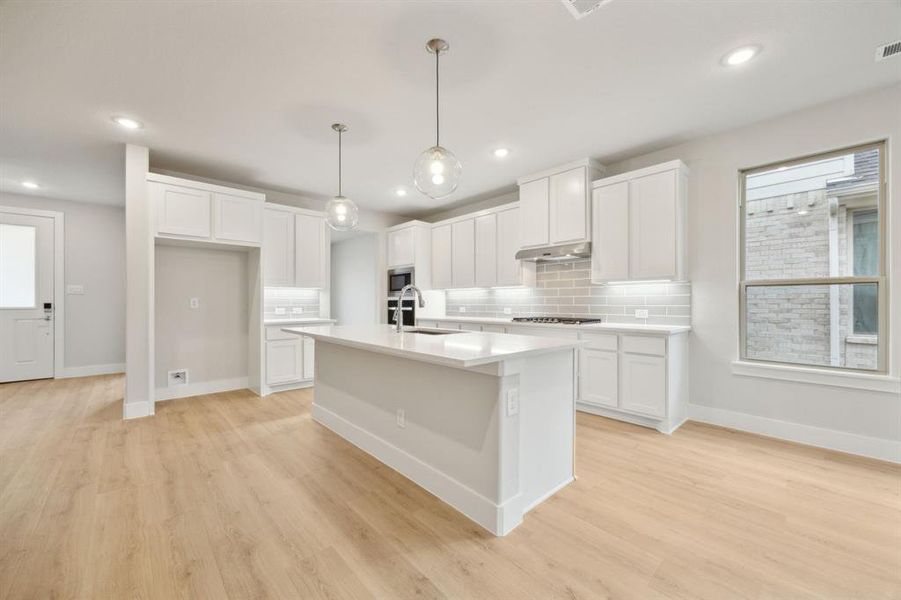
[731,360,900,394]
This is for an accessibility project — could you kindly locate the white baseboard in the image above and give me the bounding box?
[123,400,154,420]
[57,363,125,379]
[689,404,901,464]
[313,403,513,536]
[155,377,249,401]
[262,379,314,396]
[576,402,687,435]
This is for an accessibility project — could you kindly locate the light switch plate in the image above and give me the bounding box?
[189,298,200,309]
[66,284,85,295]
[505,389,519,416]
[634,309,649,319]
[396,409,405,428]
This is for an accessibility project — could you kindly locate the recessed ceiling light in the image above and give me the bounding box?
[395,188,408,197]
[493,148,510,158]
[112,116,143,129]
[22,181,39,189]
[722,45,761,67]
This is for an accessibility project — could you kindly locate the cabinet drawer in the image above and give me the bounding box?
[459,323,481,332]
[621,335,666,356]
[481,324,506,333]
[509,326,579,339]
[579,332,617,351]
[266,325,302,341]
[417,320,439,328]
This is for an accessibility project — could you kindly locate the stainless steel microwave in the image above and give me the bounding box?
[388,267,414,295]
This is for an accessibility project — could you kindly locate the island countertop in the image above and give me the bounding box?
[282,324,584,369]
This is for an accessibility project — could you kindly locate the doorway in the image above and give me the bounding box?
[330,230,379,326]
[0,207,63,382]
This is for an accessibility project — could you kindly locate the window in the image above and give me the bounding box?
[0,223,37,308]
[739,142,886,372]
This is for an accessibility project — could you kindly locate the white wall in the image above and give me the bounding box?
[1,191,125,373]
[605,83,901,451]
[330,233,379,326]
[154,244,249,391]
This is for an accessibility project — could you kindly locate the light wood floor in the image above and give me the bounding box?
[1,375,899,599]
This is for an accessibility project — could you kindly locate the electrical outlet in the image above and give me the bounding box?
[292,307,304,314]
[505,389,519,416]
[396,408,405,428]
[66,284,85,295]
[275,307,287,315]
[634,309,649,319]
[459,306,467,313]
[503,307,512,315]
[189,297,200,309]
[167,369,188,386]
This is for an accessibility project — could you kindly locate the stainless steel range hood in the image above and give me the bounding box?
[515,242,591,262]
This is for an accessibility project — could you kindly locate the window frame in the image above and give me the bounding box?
[738,141,887,374]
[848,207,879,336]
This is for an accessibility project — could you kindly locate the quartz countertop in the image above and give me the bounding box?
[264,317,336,326]
[426,316,691,335]
[282,324,584,369]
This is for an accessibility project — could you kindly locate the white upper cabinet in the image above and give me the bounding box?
[591,181,630,282]
[388,227,415,268]
[262,205,329,288]
[429,203,535,290]
[474,213,497,288]
[213,192,262,244]
[517,159,605,251]
[518,178,550,248]
[154,184,212,239]
[386,221,432,289]
[549,167,587,245]
[263,208,295,287]
[295,213,325,288]
[496,206,535,287]
[452,219,475,288]
[431,224,453,290]
[591,160,688,283]
[149,174,264,246]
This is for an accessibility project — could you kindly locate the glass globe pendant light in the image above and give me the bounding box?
[325,123,359,231]
[413,38,461,200]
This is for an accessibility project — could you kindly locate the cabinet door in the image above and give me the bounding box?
[263,209,295,287]
[213,193,262,244]
[474,214,497,288]
[619,352,666,418]
[295,214,324,288]
[630,169,677,280]
[519,178,549,247]
[591,182,630,282]
[580,349,618,408]
[549,167,587,245]
[388,228,415,267]
[496,207,522,286]
[302,336,315,380]
[431,224,453,289]
[451,219,475,289]
[155,184,211,239]
[266,340,304,385]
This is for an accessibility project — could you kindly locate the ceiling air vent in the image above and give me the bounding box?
[560,0,613,20]
[875,40,901,62]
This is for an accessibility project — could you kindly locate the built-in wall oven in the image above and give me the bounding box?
[388,267,414,295]
[387,298,416,326]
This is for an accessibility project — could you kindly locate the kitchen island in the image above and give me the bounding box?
[282,324,583,536]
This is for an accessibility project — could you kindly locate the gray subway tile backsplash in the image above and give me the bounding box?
[264,287,320,320]
[444,258,691,326]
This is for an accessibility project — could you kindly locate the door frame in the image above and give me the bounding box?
[0,205,65,378]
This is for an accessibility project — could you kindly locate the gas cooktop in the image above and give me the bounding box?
[511,316,603,325]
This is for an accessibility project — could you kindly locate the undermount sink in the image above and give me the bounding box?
[403,327,463,336]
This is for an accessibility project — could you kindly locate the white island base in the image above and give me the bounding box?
[300,327,579,536]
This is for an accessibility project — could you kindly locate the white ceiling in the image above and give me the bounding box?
[1,1,899,215]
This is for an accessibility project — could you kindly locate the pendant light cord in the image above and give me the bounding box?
[435,50,440,147]
[337,128,342,197]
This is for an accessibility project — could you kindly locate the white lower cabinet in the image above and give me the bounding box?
[266,339,305,385]
[618,353,666,418]
[265,326,315,387]
[579,349,618,408]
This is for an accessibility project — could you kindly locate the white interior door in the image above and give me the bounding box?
[0,212,55,382]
